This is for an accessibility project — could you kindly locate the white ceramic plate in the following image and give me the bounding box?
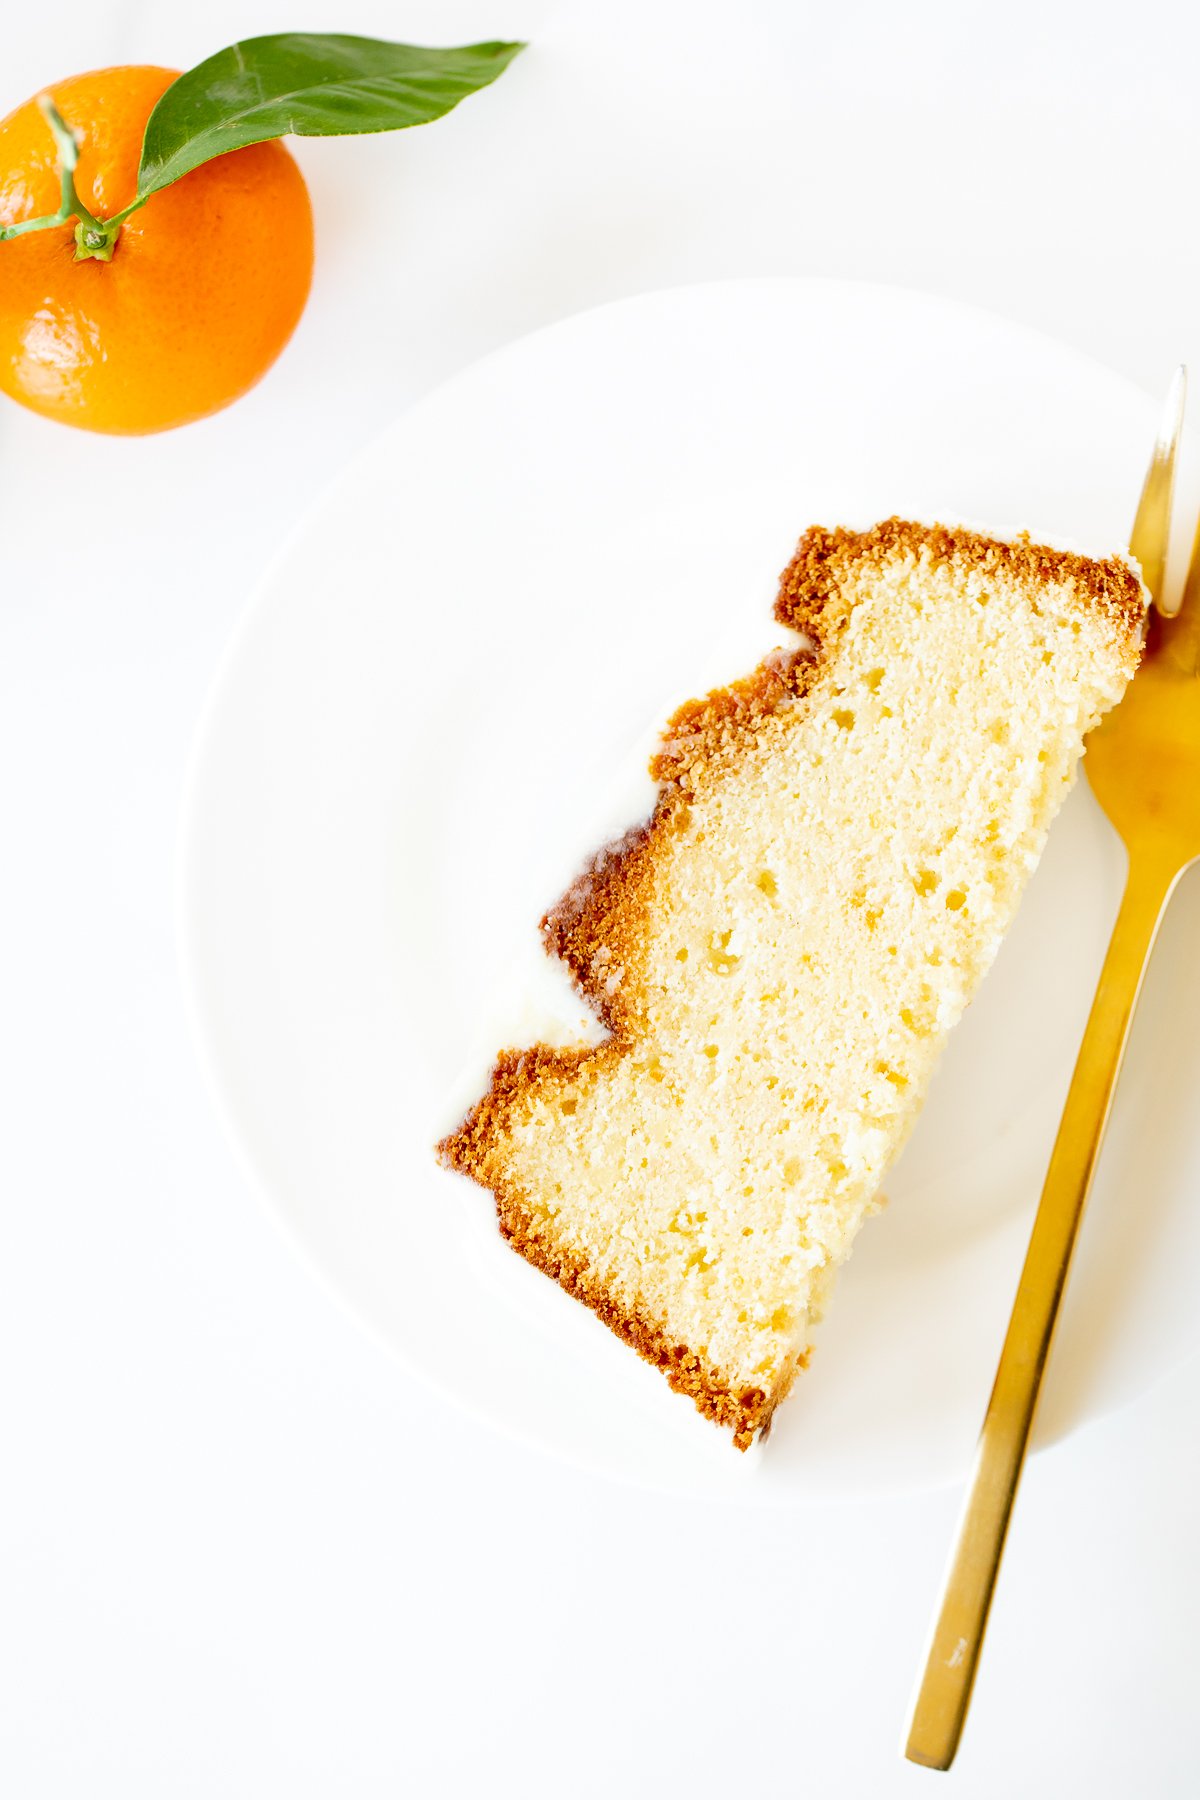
[179,279,1200,1502]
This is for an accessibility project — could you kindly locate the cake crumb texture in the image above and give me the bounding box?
[439,519,1143,1448]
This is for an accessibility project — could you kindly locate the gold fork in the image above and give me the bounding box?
[905,369,1198,1771]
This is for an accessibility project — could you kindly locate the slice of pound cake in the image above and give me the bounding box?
[438,520,1143,1448]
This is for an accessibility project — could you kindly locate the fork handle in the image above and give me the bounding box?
[905,847,1181,1771]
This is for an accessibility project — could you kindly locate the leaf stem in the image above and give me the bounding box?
[99,194,151,233]
[0,96,125,260]
[45,96,99,227]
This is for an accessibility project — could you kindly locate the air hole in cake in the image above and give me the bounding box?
[707,929,741,975]
[560,1098,577,1115]
[676,946,689,962]
[832,708,856,730]
[755,869,779,898]
[989,719,1010,745]
[864,667,885,691]
[945,889,967,911]
[912,869,938,897]
[1042,649,1054,664]
[704,1044,719,1060]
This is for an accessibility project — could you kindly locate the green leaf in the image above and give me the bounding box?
[136,34,525,200]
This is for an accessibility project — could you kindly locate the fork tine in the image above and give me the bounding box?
[1130,365,1186,612]
[1182,506,1200,617]
[1153,493,1200,676]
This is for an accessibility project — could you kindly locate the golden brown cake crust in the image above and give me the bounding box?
[437,518,1144,1447]
[777,518,1144,646]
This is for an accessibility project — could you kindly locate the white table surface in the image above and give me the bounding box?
[4,3,1199,1794]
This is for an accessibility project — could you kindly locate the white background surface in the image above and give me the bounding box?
[3,3,1199,1795]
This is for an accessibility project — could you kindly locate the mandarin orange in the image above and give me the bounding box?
[0,65,314,433]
